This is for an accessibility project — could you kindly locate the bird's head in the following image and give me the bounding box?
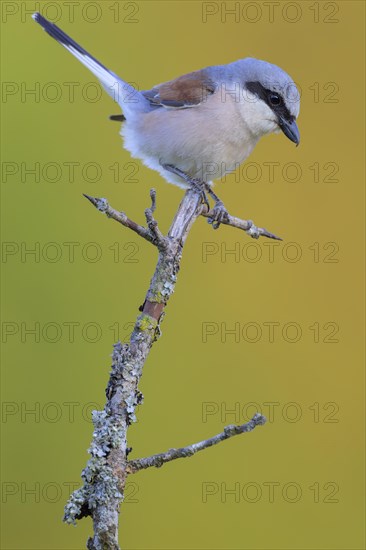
[230,58,300,145]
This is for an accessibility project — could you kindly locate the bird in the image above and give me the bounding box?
[32,13,300,227]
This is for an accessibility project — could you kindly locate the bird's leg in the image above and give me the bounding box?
[161,164,210,211]
[161,163,230,229]
[205,187,230,230]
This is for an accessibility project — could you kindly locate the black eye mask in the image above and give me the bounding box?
[245,81,294,123]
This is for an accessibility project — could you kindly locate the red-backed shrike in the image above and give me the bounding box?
[33,13,300,225]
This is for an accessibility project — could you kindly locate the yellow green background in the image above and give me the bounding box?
[1,1,365,548]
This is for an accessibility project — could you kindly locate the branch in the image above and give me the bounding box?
[64,188,269,550]
[64,189,203,550]
[84,191,282,243]
[127,413,266,473]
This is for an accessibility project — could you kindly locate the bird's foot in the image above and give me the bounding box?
[161,163,229,227]
[207,200,229,230]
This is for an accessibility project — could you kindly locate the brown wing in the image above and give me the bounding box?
[142,69,217,109]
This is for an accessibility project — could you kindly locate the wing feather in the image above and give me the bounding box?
[142,69,216,109]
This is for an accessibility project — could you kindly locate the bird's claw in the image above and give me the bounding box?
[208,200,229,229]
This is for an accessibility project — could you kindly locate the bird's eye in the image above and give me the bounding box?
[269,93,281,106]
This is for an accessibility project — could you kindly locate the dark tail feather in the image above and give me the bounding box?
[32,12,142,110]
[32,13,110,73]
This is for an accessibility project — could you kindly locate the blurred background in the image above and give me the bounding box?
[1,1,365,548]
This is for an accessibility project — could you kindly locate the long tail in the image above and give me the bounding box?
[32,13,148,113]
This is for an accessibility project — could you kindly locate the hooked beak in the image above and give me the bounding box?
[278,117,300,146]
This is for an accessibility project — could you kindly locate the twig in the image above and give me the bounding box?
[201,205,282,240]
[127,413,266,473]
[83,193,157,245]
[144,189,167,250]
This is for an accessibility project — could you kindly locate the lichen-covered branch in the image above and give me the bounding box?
[127,413,266,473]
[64,188,270,550]
[64,189,203,550]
